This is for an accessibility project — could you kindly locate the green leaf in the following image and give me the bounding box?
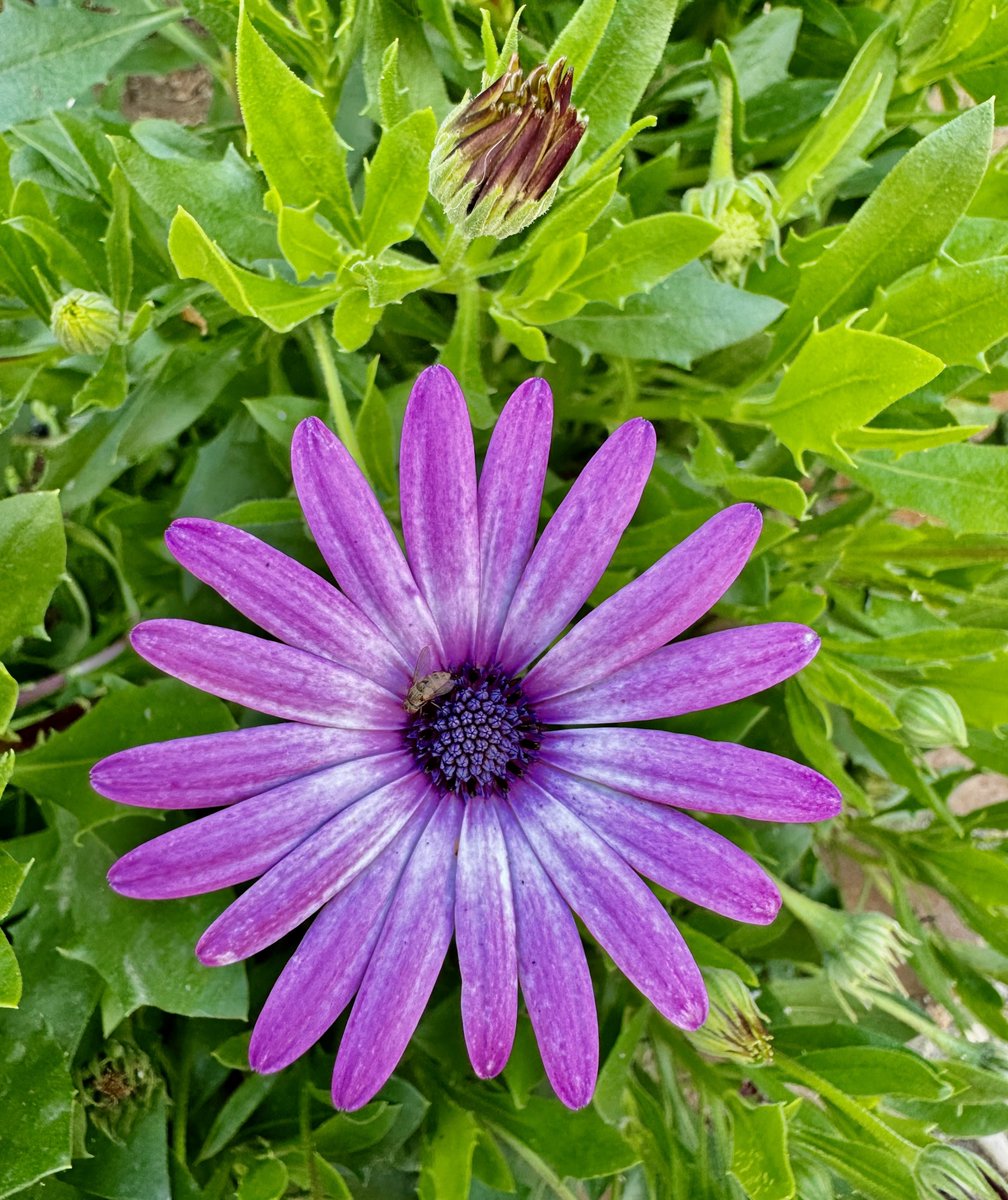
[549,0,617,80]
[71,1086,171,1200]
[799,1048,945,1098]
[573,0,679,156]
[168,208,344,332]
[473,1093,639,1180]
[197,1074,277,1162]
[566,214,719,306]
[331,284,382,352]
[265,194,351,282]
[0,491,66,654]
[0,2,177,133]
[361,109,436,256]
[490,306,552,363]
[738,325,943,469]
[854,444,1008,534]
[859,257,1008,367]
[440,283,495,427]
[235,5,359,244]
[61,828,248,1032]
[72,344,128,415]
[111,135,279,265]
[551,262,785,366]
[417,1098,478,1200]
[244,394,327,447]
[355,358,398,498]
[13,679,235,834]
[519,170,620,264]
[729,1101,795,1200]
[774,23,897,221]
[0,847,31,1008]
[774,101,994,353]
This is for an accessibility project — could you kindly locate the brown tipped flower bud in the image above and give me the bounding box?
[431,55,587,240]
[50,289,121,355]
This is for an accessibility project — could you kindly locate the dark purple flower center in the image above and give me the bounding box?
[404,664,541,797]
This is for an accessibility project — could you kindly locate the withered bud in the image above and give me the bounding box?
[430,55,587,240]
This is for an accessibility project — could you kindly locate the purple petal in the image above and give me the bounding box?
[196,773,433,965]
[291,417,443,662]
[541,728,841,822]
[455,799,517,1078]
[107,752,413,900]
[495,419,656,672]
[524,504,762,701]
[534,764,781,925]
[475,379,553,661]
[166,518,409,691]
[400,366,480,663]
[331,793,464,1110]
[90,724,404,810]
[249,800,432,1073]
[131,620,403,729]
[508,775,707,1030]
[497,803,598,1108]
[535,623,821,725]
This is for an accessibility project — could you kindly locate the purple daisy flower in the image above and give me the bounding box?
[90,365,840,1110]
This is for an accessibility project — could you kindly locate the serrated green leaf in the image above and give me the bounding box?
[774,101,994,353]
[417,1098,478,1200]
[739,325,942,468]
[860,257,1008,367]
[168,208,344,332]
[0,491,66,654]
[854,444,1008,534]
[799,1048,946,1098]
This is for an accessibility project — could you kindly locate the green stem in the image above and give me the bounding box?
[773,1051,918,1161]
[300,1081,323,1200]
[308,317,364,471]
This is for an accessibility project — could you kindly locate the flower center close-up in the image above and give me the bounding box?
[404,664,541,797]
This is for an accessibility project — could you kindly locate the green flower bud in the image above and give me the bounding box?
[915,1145,1001,1200]
[77,1040,157,1144]
[50,289,121,355]
[896,686,968,749]
[683,174,779,282]
[780,883,915,1017]
[430,55,587,241]
[686,968,773,1065]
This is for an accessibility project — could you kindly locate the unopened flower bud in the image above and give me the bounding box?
[50,289,121,355]
[896,686,968,750]
[430,54,587,240]
[683,175,779,282]
[915,1145,1000,1200]
[686,968,773,1065]
[780,883,915,1017]
[77,1040,157,1144]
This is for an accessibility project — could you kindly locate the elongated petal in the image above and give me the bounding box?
[131,620,403,729]
[455,799,517,1078]
[107,752,412,899]
[509,776,707,1030]
[90,725,404,810]
[536,624,820,725]
[331,794,464,1110]
[166,518,409,691]
[495,419,656,672]
[291,417,443,661]
[524,504,762,700]
[541,728,841,822]
[497,803,597,1108]
[196,773,432,965]
[534,765,780,924]
[475,379,552,660]
[249,800,433,1073]
[400,366,480,662]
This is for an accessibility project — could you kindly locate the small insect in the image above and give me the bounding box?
[403,646,455,715]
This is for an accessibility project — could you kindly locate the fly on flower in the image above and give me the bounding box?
[403,646,455,715]
[90,366,840,1111]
